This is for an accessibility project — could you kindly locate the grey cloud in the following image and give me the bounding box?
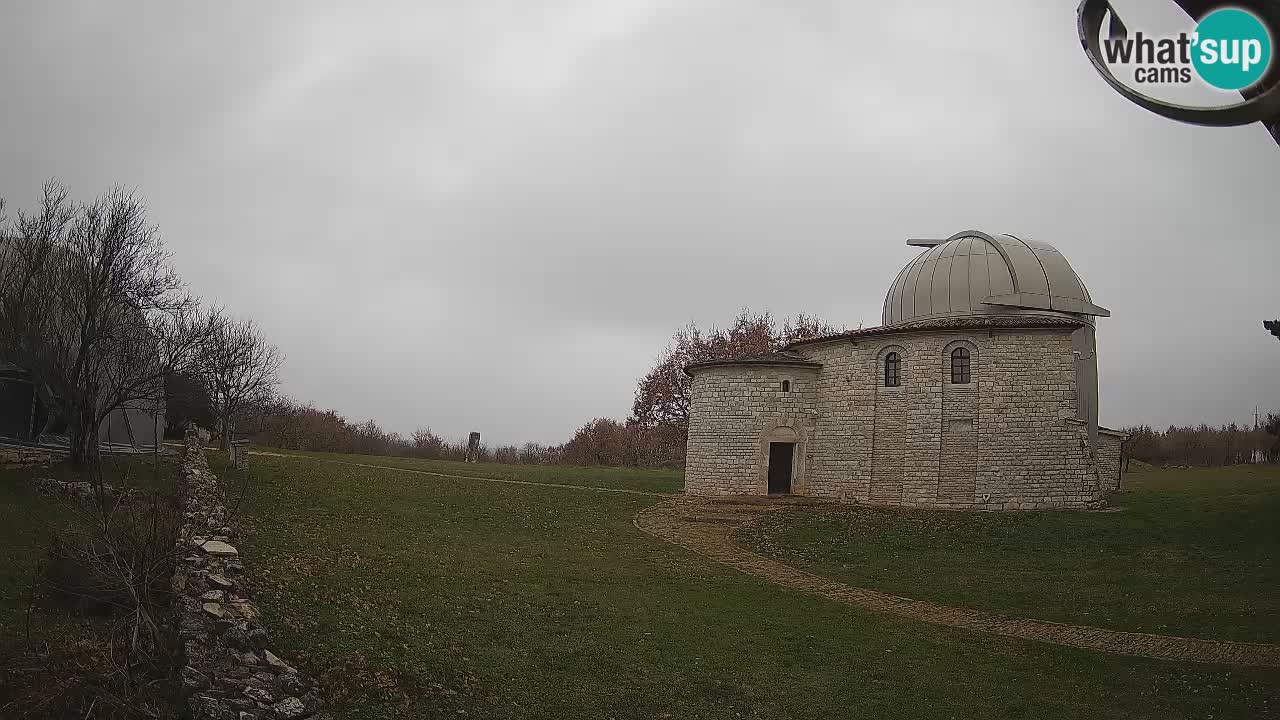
[1,0,1275,445]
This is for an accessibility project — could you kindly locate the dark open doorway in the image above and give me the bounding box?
[0,379,34,439]
[767,442,794,495]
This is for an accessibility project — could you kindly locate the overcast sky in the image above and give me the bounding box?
[1,1,1276,445]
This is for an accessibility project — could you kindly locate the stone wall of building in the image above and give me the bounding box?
[1096,428,1127,492]
[686,326,1119,509]
[684,365,818,495]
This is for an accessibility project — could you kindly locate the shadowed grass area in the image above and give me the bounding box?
[738,465,1280,644]
[0,453,182,718]
[0,453,180,633]
[0,474,68,633]
[222,452,1280,719]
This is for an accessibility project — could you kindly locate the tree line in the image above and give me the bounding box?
[1121,417,1280,468]
[223,310,840,468]
[239,400,688,468]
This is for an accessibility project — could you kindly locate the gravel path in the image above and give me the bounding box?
[635,496,1280,667]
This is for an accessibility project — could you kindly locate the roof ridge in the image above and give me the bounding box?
[784,314,1086,350]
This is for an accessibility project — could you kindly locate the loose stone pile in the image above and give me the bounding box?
[0,446,56,469]
[171,429,322,720]
[34,477,133,499]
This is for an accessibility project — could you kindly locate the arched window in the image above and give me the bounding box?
[781,380,790,393]
[951,347,971,384]
[884,352,900,387]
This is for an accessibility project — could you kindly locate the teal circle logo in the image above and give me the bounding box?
[1192,8,1273,90]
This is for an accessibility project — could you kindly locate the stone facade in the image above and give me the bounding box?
[684,231,1127,510]
[1096,427,1126,492]
[685,364,819,495]
[685,324,1125,509]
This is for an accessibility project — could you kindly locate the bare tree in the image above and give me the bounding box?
[0,184,219,712]
[0,181,209,472]
[199,314,283,450]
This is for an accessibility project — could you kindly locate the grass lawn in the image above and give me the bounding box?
[738,465,1280,644]
[0,469,72,635]
[268,449,684,494]
[228,452,1280,719]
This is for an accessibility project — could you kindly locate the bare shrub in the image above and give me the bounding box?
[199,315,282,450]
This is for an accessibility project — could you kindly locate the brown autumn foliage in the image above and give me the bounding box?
[558,418,685,468]
[629,309,841,430]
[248,398,491,461]
[247,399,686,468]
[241,310,841,470]
[251,400,358,453]
[620,309,841,465]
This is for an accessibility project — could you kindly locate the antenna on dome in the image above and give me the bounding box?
[907,237,947,247]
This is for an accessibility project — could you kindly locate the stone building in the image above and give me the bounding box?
[684,230,1127,510]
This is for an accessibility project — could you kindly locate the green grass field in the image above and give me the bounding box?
[215,453,1280,719]
[0,472,69,635]
[265,449,685,494]
[738,465,1280,644]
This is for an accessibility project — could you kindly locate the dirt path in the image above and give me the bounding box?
[635,497,1280,668]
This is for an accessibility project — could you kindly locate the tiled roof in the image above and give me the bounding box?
[783,315,1085,350]
[684,351,822,376]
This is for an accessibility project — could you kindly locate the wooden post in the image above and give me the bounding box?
[230,439,250,469]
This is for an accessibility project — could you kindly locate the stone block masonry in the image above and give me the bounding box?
[685,365,819,496]
[685,326,1126,509]
[170,430,325,720]
[1097,428,1126,491]
[684,232,1125,509]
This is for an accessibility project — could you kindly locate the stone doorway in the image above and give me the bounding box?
[767,442,794,495]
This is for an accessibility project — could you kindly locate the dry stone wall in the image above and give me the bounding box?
[685,326,1124,509]
[171,430,323,720]
[0,445,58,469]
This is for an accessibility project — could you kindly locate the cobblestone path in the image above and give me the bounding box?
[634,496,1280,667]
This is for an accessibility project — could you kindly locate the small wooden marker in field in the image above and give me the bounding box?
[230,439,250,469]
